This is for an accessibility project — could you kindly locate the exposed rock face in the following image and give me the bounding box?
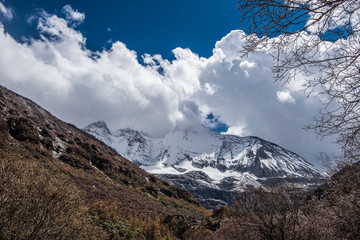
[84,121,327,208]
[159,171,239,208]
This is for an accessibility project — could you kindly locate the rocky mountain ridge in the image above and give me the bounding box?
[84,121,327,208]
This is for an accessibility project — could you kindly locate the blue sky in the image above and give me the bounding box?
[2,0,240,60]
[0,0,341,166]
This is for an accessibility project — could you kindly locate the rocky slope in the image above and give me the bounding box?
[84,121,327,208]
[0,85,208,239]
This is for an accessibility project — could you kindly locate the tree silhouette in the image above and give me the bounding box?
[238,0,360,163]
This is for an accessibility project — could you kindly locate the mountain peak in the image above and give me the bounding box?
[84,123,327,208]
[83,120,110,134]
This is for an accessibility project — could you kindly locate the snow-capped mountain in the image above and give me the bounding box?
[84,121,327,208]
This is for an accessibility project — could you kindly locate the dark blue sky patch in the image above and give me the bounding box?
[205,113,229,133]
[2,0,240,60]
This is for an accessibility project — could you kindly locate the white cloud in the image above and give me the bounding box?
[0,2,13,20]
[239,60,256,69]
[62,5,85,24]
[0,10,340,166]
[203,82,221,95]
[277,90,296,104]
[222,125,247,137]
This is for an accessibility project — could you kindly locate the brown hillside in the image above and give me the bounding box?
[0,85,208,239]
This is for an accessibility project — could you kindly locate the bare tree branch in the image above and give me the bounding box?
[238,0,360,163]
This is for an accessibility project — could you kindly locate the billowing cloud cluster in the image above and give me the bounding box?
[0,4,339,165]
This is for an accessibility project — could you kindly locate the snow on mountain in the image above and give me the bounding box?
[84,121,327,208]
